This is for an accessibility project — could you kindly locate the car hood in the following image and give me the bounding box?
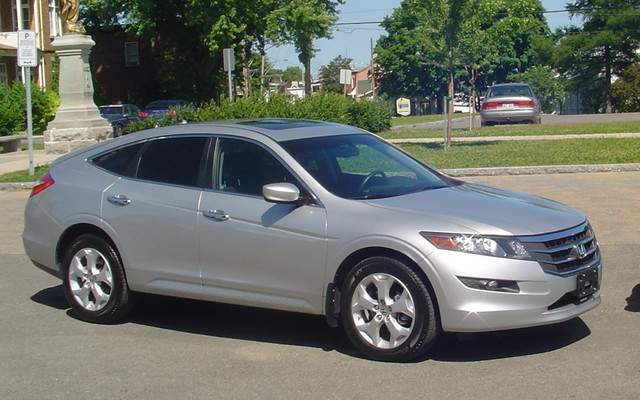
[365,183,584,236]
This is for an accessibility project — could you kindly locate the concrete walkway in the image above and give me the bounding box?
[0,149,59,175]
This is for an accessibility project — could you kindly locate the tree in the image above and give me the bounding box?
[376,0,549,148]
[81,1,342,101]
[553,0,640,113]
[611,63,640,112]
[517,66,566,113]
[281,66,304,83]
[267,0,343,95]
[319,55,353,93]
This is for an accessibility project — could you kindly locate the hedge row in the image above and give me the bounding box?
[127,93,392,134]
[0,81,59,136]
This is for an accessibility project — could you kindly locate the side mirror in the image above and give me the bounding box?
[263,182,301,204]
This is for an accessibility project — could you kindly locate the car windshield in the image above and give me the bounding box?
[488,86,532,97]
[282,134,452,199]
[99,106,123,115]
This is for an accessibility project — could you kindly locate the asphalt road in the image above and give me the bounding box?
[2,171,639,400]
[393,111,640,130]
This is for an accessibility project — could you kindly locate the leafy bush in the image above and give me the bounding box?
[126,93,392,134]
[612,64,640,113]
[0,81,59,136]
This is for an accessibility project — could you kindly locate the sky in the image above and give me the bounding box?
[266,0,581,75]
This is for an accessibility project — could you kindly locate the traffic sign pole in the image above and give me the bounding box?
[18,30,37,176]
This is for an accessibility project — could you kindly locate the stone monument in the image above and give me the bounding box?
[44,0,112,154]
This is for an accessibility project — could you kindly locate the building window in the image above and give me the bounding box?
[49,0,62,37]
[0,64,8,85]
[12,0,31,31]
[125,42,140,67]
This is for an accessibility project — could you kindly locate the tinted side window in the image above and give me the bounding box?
[92,143,144,176]
[136,137,208,187]
[215,138,296,196]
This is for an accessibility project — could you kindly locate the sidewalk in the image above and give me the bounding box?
[0,149,60,175]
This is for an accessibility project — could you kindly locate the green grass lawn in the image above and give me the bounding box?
[400,138,640,169]
[382,120,640,140]
[391,113,468,126]
[0,165,49,183]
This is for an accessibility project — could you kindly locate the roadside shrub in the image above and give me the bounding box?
[0,81,59,136]
[126,92,392,134]
[347,100,392,132]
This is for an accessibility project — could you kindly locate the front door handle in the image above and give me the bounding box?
[203,210,229,221]
[107,195,131,206]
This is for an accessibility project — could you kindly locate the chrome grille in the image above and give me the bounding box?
[519,222,600,276]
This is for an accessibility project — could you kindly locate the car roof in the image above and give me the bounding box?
[54,119,366,165]
[152,119,366,142]
[489,83,531,88]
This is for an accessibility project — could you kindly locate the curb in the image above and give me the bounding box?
[441,163,640,177]
[3,163,640,191]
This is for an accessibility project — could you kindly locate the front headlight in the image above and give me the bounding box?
[420,232,532,260]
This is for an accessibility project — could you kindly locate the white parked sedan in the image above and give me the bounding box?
[23,119,601,362]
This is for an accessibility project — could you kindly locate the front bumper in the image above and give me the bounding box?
[425,250,601,333]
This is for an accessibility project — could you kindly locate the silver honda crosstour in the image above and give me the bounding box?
[23,119,601,362]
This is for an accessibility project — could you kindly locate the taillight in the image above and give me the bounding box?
[482,102,499,109]
[482,100,535,109]
[139,111,149,117]
[30,171,54,197]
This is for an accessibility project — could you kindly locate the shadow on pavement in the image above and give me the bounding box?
[430,318,591,362]
[30,284,68,310]
[625,284,640,312]
[31,286,592,362]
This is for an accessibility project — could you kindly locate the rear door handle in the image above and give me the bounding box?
[107,195,131,206]
[202,210,229,221]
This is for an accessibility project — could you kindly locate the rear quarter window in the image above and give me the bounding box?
[92,143,144,176]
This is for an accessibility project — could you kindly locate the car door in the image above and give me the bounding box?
[100,136,210,299]
[198,137,328,314]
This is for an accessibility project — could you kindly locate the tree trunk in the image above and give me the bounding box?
[445,53,454,151]
[304,57,312,96]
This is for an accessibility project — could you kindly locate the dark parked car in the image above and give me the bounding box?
[139,99,188,118]
[480,83,541,126]
[23,119,601,362]
[98,104,141,137]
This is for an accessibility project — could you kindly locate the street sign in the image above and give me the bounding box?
[223,48,235,72]
[396,98,411,116]
[339,69,352,85]
[18,30,38,67]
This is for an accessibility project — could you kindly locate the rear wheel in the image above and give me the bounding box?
[62,234,133,323]
[114,124,124,137]
[340,256,439,362]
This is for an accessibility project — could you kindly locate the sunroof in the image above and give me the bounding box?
[237,119,329,130]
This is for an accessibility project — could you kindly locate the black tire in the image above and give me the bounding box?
[62,234,133,323]
[340,256,439,362]
[114,124,124,137]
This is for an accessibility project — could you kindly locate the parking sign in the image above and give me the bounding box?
[18,30,38,67]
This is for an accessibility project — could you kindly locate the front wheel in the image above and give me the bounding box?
[340,257,439,362]
[62,234,133,323]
